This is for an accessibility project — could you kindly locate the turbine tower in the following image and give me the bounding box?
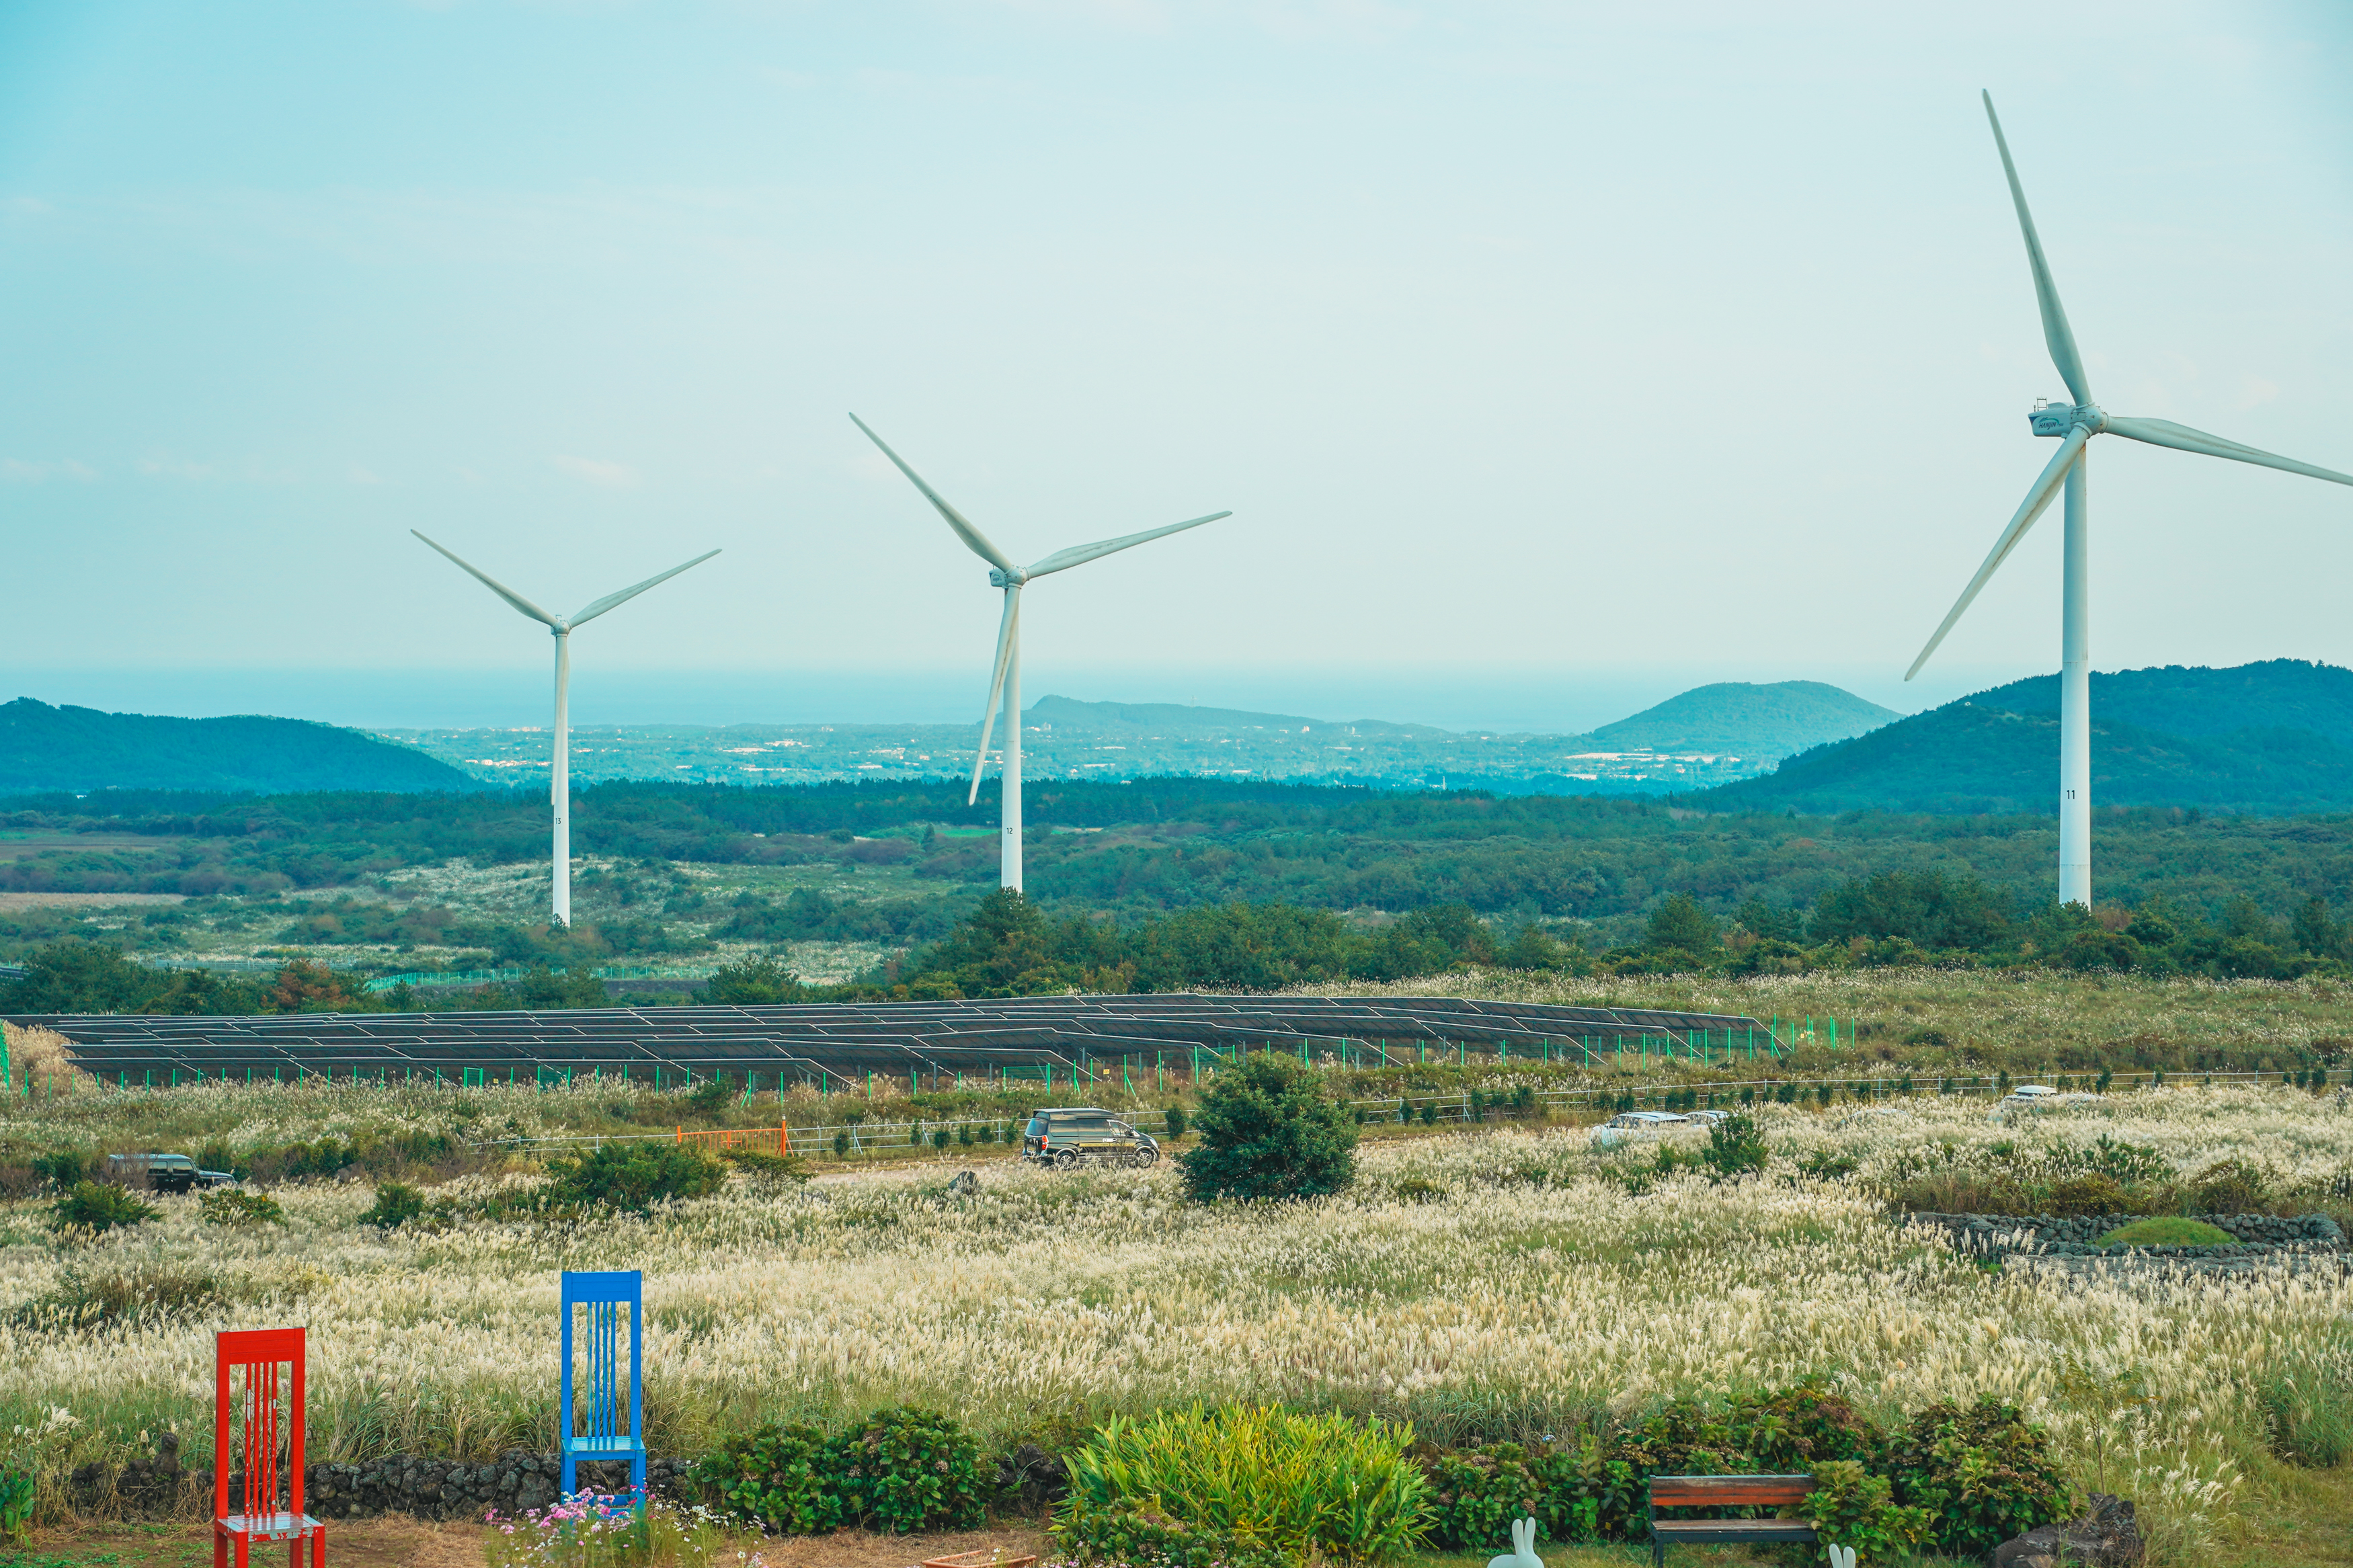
[412,530,719,927]
[1908,92,2353,909]
[850,413,1229,893]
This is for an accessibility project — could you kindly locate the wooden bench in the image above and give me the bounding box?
[1646,1473,1819,1567]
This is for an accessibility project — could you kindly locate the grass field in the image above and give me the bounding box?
[3,1069,2350,1565]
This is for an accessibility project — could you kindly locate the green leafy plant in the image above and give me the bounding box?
[1163,1106,1188,1141]
[1178,1053,1357,1203]
[694,1419,844,1535]
[199,1188,286,1227]
[358,1180,428,1229]
[0,1464,32,1543]
[1798,1460,1930,1565]
[1882,1397,2072,1558]
[50,1182,155,1234]
[836,1406,986,1534]
[1059,1404,1427,1565]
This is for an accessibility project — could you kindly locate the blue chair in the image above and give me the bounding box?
[559,1270,645,1498]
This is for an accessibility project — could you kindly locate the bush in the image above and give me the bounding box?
[545,1143,725,1214]
[29,1149,97,1188]
[719,1149,810,1185]
[200,1188,286,1227]
[2044,1173,2132,1216]
[1882,1398,2072,1558]
[358,1180,427,1230]
[1163,1106,1187,1141]
[1059,1405,1427,1565]
[1178,1054,1357,1203]
[9,1262,222,1327]
[1699,1114,1768,1182]
[1798,1460,1931,1565]
[2190,1158,2270,1213]
[837,1406,986,1534]
[50,1182,156,1234]
[696,1419,844,1535]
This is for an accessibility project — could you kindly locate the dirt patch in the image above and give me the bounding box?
[5,1518,1049,1568]
[13,1515,489,1567]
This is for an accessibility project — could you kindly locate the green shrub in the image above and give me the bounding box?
[2096,1216,2232,1249]
[836,1406,986,1533]
[1798,1460,1931,1565]
[2190,1158,2270,1213]
[9,1262,221,1327]
[1882,1397,2072,1558]
[2044,1173,2132,1216]
[358,1180,427,1230]
[1059,1404,1427,1565]
[0,1464,31,1543]
[1700,1114,1767,1181]
[200,1188,286,1227]
[696,1419,844,1534]
[1163,1106,1187,1141]
[719,1149,810,1184]
[1055,1495,1291,1568]
[50,1182,156,1234]
[1178,1054,1357,1203]
[545,1142,725,1214]
[29,1149,97,1188]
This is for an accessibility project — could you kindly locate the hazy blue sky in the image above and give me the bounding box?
[3,1,2350,730]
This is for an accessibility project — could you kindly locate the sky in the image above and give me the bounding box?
[3,1,2350,733]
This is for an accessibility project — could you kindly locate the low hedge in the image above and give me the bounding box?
[695,1406,985,1536]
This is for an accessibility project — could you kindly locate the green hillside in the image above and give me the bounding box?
[1587,680,1900,757]
[1700,661,2353,815]
[0,698,477,795]
[1973,659,2353,747]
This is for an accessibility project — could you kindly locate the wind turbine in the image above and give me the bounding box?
[1907,92,2353,909]
[411,530,720,927]
[850,413,1229,893]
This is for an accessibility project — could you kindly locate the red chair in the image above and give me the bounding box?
[212,1327,324,1568]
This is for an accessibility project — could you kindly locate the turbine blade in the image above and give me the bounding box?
[1025,511,1232,578]
[969,590,1020,805]
[848,413,1018,574]
[568,548,723,628]
[1906,423,2091,680]
[1983,91,2092,407]
[411,530,561,628]
[2103,416,2353,487]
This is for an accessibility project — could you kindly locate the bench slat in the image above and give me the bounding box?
[1648,1474,1816,1507]
[1650,1521,1819,1542]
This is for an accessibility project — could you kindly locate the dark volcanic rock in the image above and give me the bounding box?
[1994,1493,2145,1567]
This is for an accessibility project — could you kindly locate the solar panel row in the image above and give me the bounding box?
[17,993,1764,1087]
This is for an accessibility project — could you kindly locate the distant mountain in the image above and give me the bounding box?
[1698,661,2353,815]
[1025,695,1441,737]
[0,698,477,794]
[1585,681,1900,758]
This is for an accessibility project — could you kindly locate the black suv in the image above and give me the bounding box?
[1022,1108,1159,1170]
[107,1153,235,1194]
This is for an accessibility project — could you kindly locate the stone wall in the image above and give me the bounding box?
[1904,1212,2347,1274]
[70,1434,690,1524]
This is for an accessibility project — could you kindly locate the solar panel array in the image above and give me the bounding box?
[19,993,1764,1086]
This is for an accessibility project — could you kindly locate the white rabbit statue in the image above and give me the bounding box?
[1827,1546,1857,1568]
[1485,1516,1544,1568]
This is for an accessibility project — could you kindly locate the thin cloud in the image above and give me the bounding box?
[1,458,97,483]
[551,454,641,488]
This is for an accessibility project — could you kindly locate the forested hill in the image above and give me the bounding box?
[1587,680,1899,757]
[1698,661,2353,815]
[0,699,477,795]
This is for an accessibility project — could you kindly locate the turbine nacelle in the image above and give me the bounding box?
[988,567,1031,588]
[2030,402,2106,438]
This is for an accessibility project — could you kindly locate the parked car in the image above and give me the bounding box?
[1684,1109,1732,1125]
[1603,1111,1690,1130]
[106,1153,235,1194]
[1021,1108,1160,1169]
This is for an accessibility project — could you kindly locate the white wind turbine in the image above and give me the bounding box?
[1908,92,2353,909]
[412,530,720,927]
[850,413,1229,893]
